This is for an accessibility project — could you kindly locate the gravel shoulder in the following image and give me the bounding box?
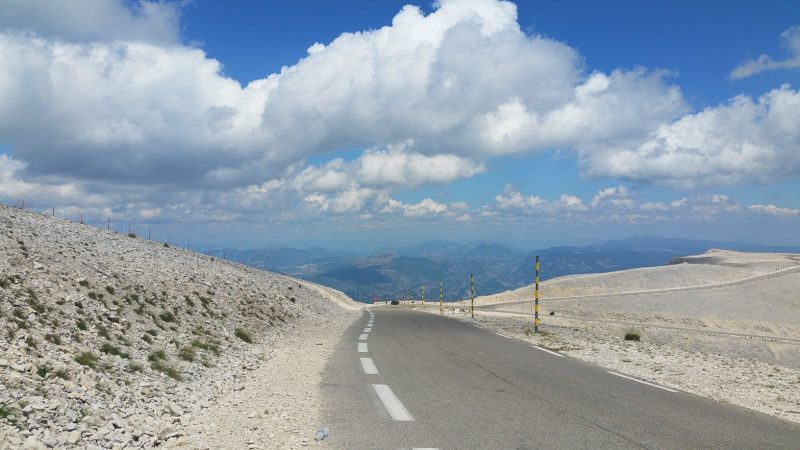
[168,309,359,450]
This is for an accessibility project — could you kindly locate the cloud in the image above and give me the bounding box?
[748,204,800,217]
[580,86,800,187]
[0,0,181,44]
[494,187,546,211]
[0,0,797,228]
[381,198,450,217]
[482,185,798,224]
[731,26,800,79]
[590,185,633,208]
[0,0,685,193]
[356,143,486,188]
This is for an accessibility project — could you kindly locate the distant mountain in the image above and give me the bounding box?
[220,237,800,303]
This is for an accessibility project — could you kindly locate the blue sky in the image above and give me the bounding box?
[0,0,799,250]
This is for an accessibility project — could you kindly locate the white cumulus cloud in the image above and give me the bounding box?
[580,86,800,187]
[730,26,800,79]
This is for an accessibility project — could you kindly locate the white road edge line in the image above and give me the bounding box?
[607,371,678,393]
[413,448,440,450]
[372,384,414,421]
[358,342,368,353]
[359,333,369,341]
[363,327,372,332]
[532,345,565,357]
[360,357,379,375]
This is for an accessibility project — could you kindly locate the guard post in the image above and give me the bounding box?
[534,255,540,334]
[470,273,475,318]
[439,281,443,314]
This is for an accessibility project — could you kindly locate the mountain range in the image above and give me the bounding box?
[216,237,800,302]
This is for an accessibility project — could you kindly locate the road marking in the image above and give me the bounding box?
[607,371,678,393]
[372,384,414,421]
[413,448,440,450]
[360,357,379,375]
[532,345,565,357]
[496,333,512,339]
[358,342,368,353]
[359,333,369,341]
[364,327,372,332]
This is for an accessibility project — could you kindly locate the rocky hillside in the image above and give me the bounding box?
[0,205,352,449]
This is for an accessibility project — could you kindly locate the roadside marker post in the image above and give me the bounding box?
[422,285,425,308]
[470,273,475,318]
[534,255,540,334]
[439,281,443,314]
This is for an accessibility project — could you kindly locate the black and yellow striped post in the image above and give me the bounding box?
[470,273,475,318]
[534,255,540,334]
[439,280,443,314]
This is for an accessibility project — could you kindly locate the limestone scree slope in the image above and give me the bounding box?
[0,205,355,449]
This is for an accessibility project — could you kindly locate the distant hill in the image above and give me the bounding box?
[222,237,800,302]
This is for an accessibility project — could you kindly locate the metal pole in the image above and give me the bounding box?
[439,280,443,314]
[470,273,474,318]
[422,285,425,307]
[107,218,110,230]
[534,255,540,334]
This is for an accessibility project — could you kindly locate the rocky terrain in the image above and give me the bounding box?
[0,205,359,449]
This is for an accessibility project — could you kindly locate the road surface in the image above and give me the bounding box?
[320,308,800,449]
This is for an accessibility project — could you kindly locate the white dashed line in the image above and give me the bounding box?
[372,384,414,421]
[531,345,564,357]
[359,333,369,341]
[358,342,368,353]
[363,327,372,332]
[607,371,678,393]
[360,357,379,375]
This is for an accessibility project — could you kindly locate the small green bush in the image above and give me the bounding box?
[78,280,90,288]
[234,328,253,343]
[624,332,641,341]
[150,360,182,381]
[159,312,177,323]
[25,337,37,349]
[96,324,111,340]
[76,319,87,331]
[127,233,136,238]
[105,286,115,295]
[178,346,196,362]
[142,334,153,344]
[36,365,51,378]
[44,334,62,345]
[127,363,143,373]
[75,352,99,369]
[55,369,70,380]
[100,342,129,359]
[148,350,166,362]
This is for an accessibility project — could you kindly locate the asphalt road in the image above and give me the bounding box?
[320,308,800,449]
